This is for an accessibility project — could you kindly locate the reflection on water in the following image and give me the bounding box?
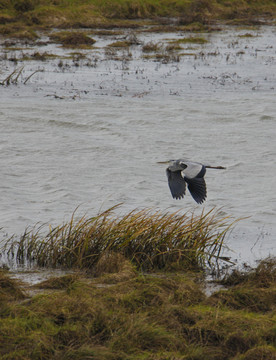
[0,26,275,265]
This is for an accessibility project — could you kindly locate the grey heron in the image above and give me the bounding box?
[158,159,226,204]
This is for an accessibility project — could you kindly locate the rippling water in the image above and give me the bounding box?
[0,25,275,265]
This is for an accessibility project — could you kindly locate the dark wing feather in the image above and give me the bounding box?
[184,177,207,204]
[166,169,186,200]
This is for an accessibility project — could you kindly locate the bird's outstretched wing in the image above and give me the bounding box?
[184,177,207,204]
[166,169,186,199]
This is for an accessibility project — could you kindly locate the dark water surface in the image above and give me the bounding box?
[0,25,275,266]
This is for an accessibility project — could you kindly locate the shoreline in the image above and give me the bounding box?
[1,0,276,41]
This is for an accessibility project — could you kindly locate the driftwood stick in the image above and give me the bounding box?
[23,69,43,84]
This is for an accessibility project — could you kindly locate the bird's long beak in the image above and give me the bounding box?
[157,161,170,164]
[205,165,226,169]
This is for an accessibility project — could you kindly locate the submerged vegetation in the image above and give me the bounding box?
[0,0,276,39]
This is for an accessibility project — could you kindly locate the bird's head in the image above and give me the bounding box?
[157,160,174,166]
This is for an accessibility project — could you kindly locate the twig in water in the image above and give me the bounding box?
[0,67,44,86]
[0,68,21,86]
[23,69,44,84]
[13,66,24,83]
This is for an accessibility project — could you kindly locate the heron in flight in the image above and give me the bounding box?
[158,159,226,204]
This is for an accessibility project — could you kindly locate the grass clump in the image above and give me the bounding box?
[0,23,38,40]
[6,206,232,272]
[107,40,132,48]
[143,52,180,63]
[0,271,26,304]
[20,51,58,61]
[91,29,124,36]
[207,258,276,312]
[33,274,79,290]
[49,31,96,48]
[142,41,161,52]
[219,257,276,288]
[238,33,255,38]
[165,43,182,52]
[185,304,276,360]
[170,36,208,45]
[239,346,276,360]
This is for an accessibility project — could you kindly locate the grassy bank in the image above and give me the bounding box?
[0,257,275,359]
[1,0,276,39]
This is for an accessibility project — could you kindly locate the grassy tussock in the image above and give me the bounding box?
[107,40,132,48]
[208,258,276,312]
[0,271,26,303]
[93,252,137,283]
[49,31,96,48]
[0,258,276,359]
[6,207,232,272]
[142,41,161,52]
[33,274,79,290]
[220,257,276,287]
[170,36,208,44]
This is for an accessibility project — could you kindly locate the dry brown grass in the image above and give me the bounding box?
[5,206,233,272]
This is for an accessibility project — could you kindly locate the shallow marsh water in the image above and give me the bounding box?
[0,25,275,268]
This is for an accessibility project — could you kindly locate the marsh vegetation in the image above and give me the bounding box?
[1,2,276,358]
[2,209,275,359]
[5,206,231,271]
[1,255,275,359]
[1,0,276,39]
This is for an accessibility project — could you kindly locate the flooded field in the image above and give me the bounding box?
[0,25,275,267]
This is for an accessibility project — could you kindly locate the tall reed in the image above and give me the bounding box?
[5,206,234,271]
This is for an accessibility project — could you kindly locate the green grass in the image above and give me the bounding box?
[170,36,208,45]
[5,206,233,272]
[0,257,275,359]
